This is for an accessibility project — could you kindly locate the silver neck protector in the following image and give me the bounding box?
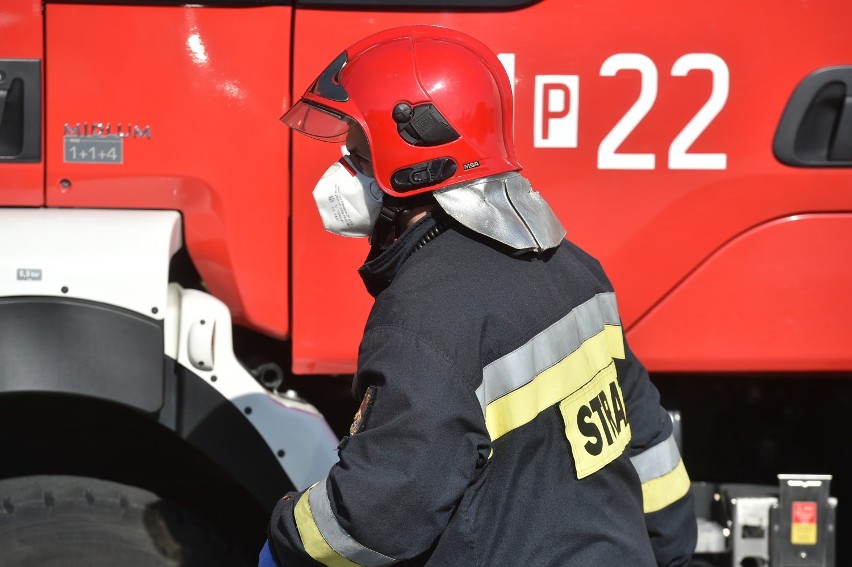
[433,172,566,253]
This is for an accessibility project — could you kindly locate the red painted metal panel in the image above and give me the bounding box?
[0,0,44,206]
[290,1,852,374]
[627,214,852,371]
[45,4,293,337]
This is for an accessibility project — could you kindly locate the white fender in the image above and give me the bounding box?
[0,208,339,490]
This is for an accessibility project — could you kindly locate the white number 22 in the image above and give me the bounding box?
[597,53,729,170]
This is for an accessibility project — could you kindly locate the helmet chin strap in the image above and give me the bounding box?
[369,193,437,252]
[371,203,406,251]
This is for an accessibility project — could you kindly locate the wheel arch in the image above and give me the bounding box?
[0,389,278,558]
[0,296,294,556]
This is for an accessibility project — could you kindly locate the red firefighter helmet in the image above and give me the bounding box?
[282,25,521,198]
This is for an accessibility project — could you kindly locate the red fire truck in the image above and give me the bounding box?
[1,0,850,565]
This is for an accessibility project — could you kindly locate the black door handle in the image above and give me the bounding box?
[774,66,852,167]
[0,59,41,163]
[0,84,7,128]
[0,79,22,158]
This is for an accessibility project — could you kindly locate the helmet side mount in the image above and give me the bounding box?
[391,158,458,192]
[392,102,459,146]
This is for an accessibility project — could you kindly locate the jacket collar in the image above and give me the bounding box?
[357,211,442,298]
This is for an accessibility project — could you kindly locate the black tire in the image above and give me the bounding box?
[0,475,251,567]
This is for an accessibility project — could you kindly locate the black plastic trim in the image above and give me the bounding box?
[45,0,542,8]
[0,297,164,412]
[173,362,293,510]
[46,0,293,4]
[311,51,349,102]
[297,0,542,7]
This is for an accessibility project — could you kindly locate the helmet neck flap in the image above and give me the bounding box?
[433,172,565,253]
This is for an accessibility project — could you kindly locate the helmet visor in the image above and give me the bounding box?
[280,100,354,143]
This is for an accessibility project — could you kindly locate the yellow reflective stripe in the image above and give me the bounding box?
[641,458,691,514]
[606,322,625,359]
[294,485,361,567]
[485,325,623,441]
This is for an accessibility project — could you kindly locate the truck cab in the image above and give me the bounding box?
[1,1,850,564]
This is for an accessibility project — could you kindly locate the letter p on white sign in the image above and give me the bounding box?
[535,75,579,148]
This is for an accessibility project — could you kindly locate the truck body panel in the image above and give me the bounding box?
[44,3,293,337]
[630,213,852,371]
[5,1,848,373]
[288,2,852,374]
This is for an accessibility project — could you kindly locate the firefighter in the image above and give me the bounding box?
[262,25,697,566]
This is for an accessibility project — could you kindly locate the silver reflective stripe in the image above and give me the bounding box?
[475,292,621,413]
[308,479,397,566]
[630,433,681,483]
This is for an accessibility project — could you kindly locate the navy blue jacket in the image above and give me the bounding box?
[268,211,696,566]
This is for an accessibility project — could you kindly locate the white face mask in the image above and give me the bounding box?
[312,156,384,238]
